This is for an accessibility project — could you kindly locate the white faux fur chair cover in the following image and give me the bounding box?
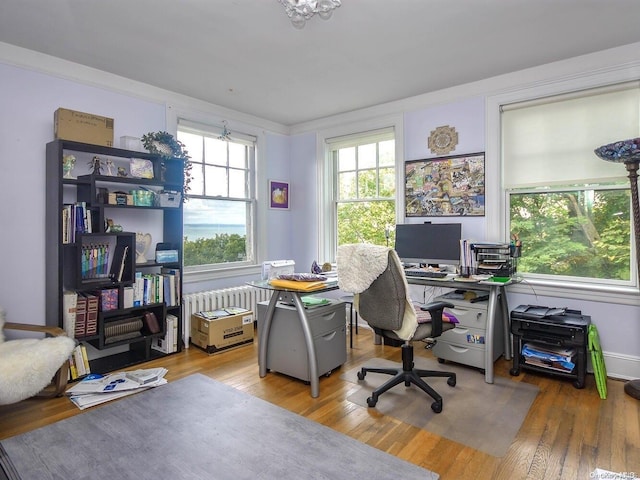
[337,244,418,340]
[0,308,76,405]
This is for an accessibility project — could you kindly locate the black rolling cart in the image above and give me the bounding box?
[510,305,590,389]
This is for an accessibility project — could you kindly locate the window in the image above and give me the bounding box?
[177,121,256,270]
[327,128,396,248]
[502,82,639,284]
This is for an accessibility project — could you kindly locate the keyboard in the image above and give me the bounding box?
[404,270,448,279]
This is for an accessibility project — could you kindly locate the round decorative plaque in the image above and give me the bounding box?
[428,125,458,155]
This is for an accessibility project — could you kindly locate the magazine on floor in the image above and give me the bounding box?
[66,367,168,410]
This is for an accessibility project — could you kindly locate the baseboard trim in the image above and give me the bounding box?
[597,351,640,381]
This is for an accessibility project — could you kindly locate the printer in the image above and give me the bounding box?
[261,260,295,280]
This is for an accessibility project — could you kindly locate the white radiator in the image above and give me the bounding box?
[182,286,272,348]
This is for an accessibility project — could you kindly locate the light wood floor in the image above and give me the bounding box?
[1,327,638,480]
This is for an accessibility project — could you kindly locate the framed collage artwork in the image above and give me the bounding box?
[269,180,290,210]
[404,152,485,217]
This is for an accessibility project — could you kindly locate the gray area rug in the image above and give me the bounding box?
[0,374,438,480]
[341,357,539,457]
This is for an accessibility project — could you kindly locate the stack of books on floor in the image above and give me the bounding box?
[66,367,168,410]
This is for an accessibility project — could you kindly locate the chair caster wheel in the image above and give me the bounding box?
[573,380,585,389]
[447,376,456,387]
[437,358,445,364]
[431,401,442,413]
[367,396,378,408]
[509,368,520,376]
[357,370,366,380]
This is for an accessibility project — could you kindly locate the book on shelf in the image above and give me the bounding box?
[74,293,88,338]
[62,290,78,338]
[133,271,143,306]
[100,288,119,311]
[70,344,91,379]
[161,267,181,303]
[151,314,177,354]
[156,274,163,305]
[62,202,93,244]
[162,274,175,306]
[81,242,111,280]
[123,286,134,309]
[169,314,178,352]
[108,243,129,282]
[80,344,91,375]
[85,293,99,335]
[68,349,79,380]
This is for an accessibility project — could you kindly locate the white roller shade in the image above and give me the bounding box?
[502,82,640,188]
[326,127,394,150]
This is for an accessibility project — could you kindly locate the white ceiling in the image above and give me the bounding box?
[1,1,640,126]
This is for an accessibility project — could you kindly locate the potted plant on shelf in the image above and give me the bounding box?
[141,131,192,199]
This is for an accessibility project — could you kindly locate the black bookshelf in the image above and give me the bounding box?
[45,139,184,374]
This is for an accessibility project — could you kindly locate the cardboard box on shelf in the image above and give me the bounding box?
[54,108,114,147]
[190,310,254,355]
[108,192,133,206]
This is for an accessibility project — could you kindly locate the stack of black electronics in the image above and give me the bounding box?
[510,305,591,389]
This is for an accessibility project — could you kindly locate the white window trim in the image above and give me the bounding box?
[166,105,266,283]
[316,115,404,263]
[486,65,640,305]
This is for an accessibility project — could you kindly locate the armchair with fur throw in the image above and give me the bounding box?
[0,308,76,405]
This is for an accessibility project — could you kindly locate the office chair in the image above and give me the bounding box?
[337,244,456,413]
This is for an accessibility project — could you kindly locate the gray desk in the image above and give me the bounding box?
[404,275,514,384]
[249,280,341,398]
[252,276,512,391]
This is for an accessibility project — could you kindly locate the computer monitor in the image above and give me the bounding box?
[394,223,462,267]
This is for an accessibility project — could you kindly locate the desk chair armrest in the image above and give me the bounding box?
[420,301,454,338]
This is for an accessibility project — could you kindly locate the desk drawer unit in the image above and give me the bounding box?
[257,301,346,382]
[431,296,504,370]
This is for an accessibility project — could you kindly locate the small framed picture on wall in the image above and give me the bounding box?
[269,180,290,210]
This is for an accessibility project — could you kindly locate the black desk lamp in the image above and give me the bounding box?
[594,137,640,400]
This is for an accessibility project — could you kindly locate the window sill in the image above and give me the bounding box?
[509,277,640,306]
[183,264,262,284]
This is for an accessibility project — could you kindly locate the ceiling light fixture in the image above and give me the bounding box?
[218,121,232,141]
[278,0,341,29]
